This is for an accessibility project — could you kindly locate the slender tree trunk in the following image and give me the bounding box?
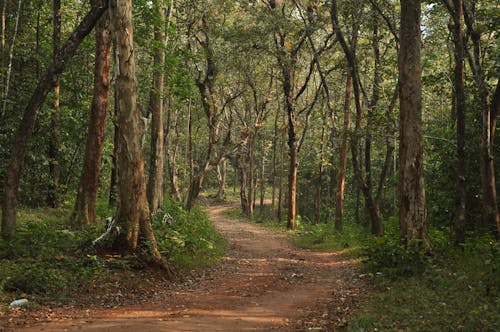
[259,140,265,215]
[271,106,279,213]
[314,111,327,223]
[335,73,352,231]
[277,111,285,220]
[147,4,165,214]
[1,1,108,240]
[108,79,118,207]
[247,134,255,216]
[47,0,61,208]
[449,0,467,245]
[216,158,226,200]
[398,0,431,249]
[187,98,194,195]
[1,0,6,52]
[0,0,21,124]
[109,0,172,275]
[71,6,111,226]
[462,4,499,236]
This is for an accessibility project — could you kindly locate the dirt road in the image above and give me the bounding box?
[11,203,367,331]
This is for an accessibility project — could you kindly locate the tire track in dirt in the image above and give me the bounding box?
[12,202,367,331]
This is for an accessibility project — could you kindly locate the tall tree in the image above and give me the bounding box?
[109,0,172,274]
[442,0,467,245]
[47,0,61,208]
[335,73,352,231]
[70,1,111,226]
[147,0,166,214]
[462,2,499,236]
[1,0,109,240]
[398,0,431,249]
[0,0,21,124]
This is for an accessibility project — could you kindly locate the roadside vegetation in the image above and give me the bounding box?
[228,205,500,331]
[0,199,226,310]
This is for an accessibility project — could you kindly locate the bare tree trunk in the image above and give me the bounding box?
[47,0,61,208]
[147,4,165,214]
[444,0,467,245]
[314,110,327,223]
[259,145,265,216]
[463,4,499,236]
[1,1,108,240]
[398,0,431,249]
[0,0,21,124]
[109,0,172,275]
[247,134,255,216]
[71,5,111,226]
[1,0,6,52]
[108,79,118,207]
[216,158,226,200]
[277,111,285,220]
[271,106,279,213]
[334,73,352,231]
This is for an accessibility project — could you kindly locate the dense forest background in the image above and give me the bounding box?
[1,0,498,240]
[0,0,498,330]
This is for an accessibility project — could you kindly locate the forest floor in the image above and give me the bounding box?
[2,202,369,331]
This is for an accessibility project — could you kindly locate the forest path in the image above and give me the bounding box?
[15,202,366,331]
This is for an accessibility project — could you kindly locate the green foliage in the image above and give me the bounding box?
[292,222,372,254]
[153,199,227,270]
[349,236,500,332]
[0,209,107,304]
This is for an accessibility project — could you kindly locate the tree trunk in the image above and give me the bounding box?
[1,0,109,240]
[398,0,431,249]
[71,5,112,225]
[71,5,111,226]
[271,106,279,213]
[314,110,328,223]
[463,4,499,236]
[108,79,118,207]
[47,0,61,208]
[277,111,285,220]
[259,142,265,215]
[450,0,467,245]
[334,73,352,231]
[216,158,226,200]
[147,4,165,214]
[109,0,172,275]
[0,0,21,124]
[247,134,255,217]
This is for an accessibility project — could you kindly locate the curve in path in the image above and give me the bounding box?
[17,203,366,331]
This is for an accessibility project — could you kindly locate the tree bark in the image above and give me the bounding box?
[462,3,499,236]
[216,158,227,200]
[47,0,61,208]
[335,73,352,231]
[71,4,111,226]
[447,0,467,245]
[277,111,285,221]
[398,0,431,249]
[109,0,172,275]
[314,109,327,223]
[1,0,109,240]
[108,79,118,207]
[0,0,21,124]
[147,4,165,214]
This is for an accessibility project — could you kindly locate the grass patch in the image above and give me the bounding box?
[0,199,226,308]
[0,208,107,307]
[349,237,500,331]
[221,204,286,232]
[153,199,227,270]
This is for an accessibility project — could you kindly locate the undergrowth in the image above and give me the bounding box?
[0,199,226,309]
